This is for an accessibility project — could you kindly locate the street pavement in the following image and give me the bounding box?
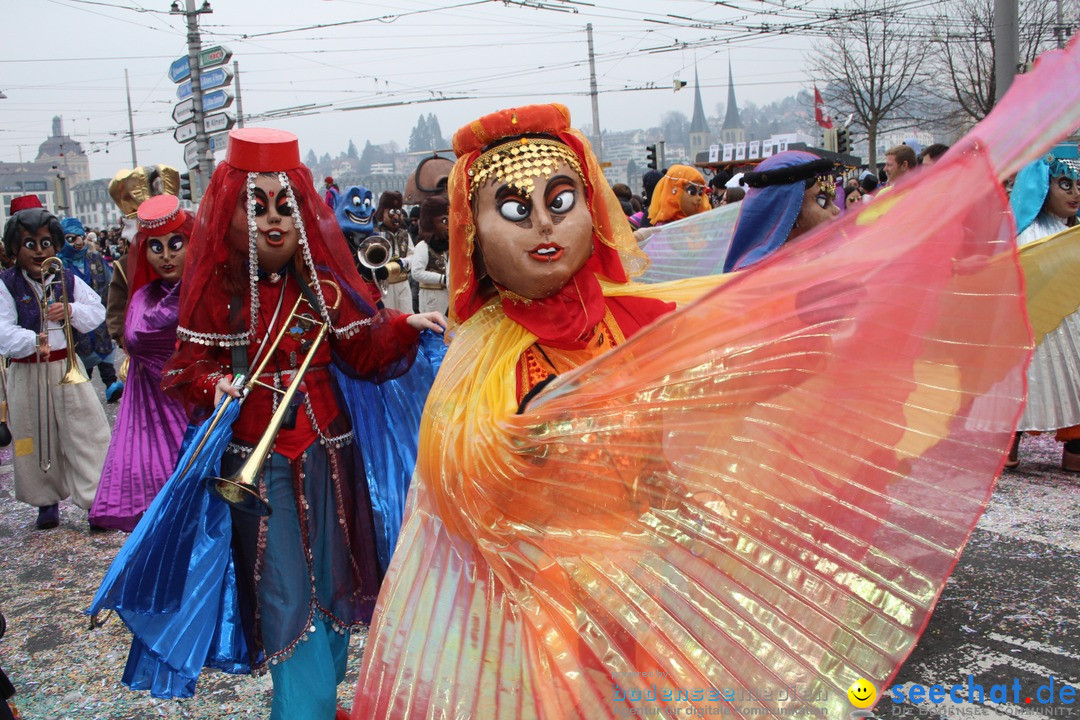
[0,381,1077,718]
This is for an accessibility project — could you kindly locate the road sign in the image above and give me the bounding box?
[174,122,197,143]
[184,132,233,167]
[169,55,190,84]
[203,112,235,134]
[176,68,234,100]
[201,89,233,113]
[198,45,233,70]
[173,98,195,124]
[199,67,233,92]
[184,141,199,169]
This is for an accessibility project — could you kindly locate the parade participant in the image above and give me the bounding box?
[95,128,444,719]
[1007,144,1080,469]
[89,195,192,531]
[409,195,449,314]
[104,166,181,348]
[373,190,413,313]
[334,184,384,301]
[324,176,340,208]
[349,100,1035,718]
[723,150,840,271]
[58,216,123,402]
[0,206,111,530]
[646,164,711,226]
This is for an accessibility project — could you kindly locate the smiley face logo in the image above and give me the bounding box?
[847,678,877,708]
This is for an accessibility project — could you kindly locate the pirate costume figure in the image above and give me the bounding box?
[409,195,450,315]
[89,195,192,531]
[373,191,413,314]
[91,128,444,719]
[0,205,111,530]
[350,100,1041,718]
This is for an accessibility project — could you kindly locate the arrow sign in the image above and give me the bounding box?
[184,141,199,169]
[198,45,233,70]
[174,122,197,143]
[203,112,235,134]
[172,98,195,124]
[199,67,233,92]
[175,68,234,100]
[201,89,233,113]
[169,55,190,84]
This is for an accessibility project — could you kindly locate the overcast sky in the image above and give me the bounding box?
[3,0,823,180]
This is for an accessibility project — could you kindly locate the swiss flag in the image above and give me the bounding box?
[814,86,834,130]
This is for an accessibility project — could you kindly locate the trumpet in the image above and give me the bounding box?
[37,257,88,472]
[356,234,392,270]
[181,275,342,516]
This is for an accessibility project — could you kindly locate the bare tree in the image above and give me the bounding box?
[809,0,929,168]
[928,0,1071,133]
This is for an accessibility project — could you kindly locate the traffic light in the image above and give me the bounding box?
[179,172,193,201]
[836,127,851,155]
[646,144,658,170]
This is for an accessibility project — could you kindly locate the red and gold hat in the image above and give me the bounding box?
[137,194,186,236]
[226,128,301,172]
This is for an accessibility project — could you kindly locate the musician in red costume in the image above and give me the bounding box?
[162,128,444,720]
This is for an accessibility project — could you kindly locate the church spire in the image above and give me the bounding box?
[689,66,709,134]
[722,59,741,130]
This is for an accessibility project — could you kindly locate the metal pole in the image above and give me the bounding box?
[233,59,244,128]
[586,23,603,161]
[658,140,666,171]
[183,0,214,196]
[994,0,1019,100]
[1056,0,1065,48]
[124,68,138,166]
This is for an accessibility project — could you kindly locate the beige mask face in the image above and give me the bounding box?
[473,160,593,300]
[229,174,300,272]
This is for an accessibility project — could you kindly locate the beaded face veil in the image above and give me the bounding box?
[175,128,367,349]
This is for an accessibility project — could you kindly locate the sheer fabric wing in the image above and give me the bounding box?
[355,149,1027,719]
[637,204,740,283]
[1017,225,1080,345]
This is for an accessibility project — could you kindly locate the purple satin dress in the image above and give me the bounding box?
[90,280,187,531]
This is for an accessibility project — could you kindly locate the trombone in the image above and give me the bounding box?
[36,257,88,472]
[177,275,342,516]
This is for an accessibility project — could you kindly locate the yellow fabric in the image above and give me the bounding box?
[1017,224,1080,344]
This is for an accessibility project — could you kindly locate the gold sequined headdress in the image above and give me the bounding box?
[467,136,584,201]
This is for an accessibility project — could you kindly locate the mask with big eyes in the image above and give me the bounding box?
[15,225,57,279]
[227,173,302,272]
[146,233,188,282]
[335,185,376,237]
[1045,173,1080,220]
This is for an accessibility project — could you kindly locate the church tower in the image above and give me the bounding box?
[721,60,746,146]
[688,66,711,163]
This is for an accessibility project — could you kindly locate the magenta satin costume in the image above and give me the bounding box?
[90,280,187,531]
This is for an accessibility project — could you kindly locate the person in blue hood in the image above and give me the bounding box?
[58,216,123,402]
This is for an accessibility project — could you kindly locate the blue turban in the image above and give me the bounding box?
[60,217,86,237]
[1010,142,1080,235]
[725,151,832,272]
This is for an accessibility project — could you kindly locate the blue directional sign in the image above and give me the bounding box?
[175,69,233,100]
[201,89,233,113]
[169,55,191,84]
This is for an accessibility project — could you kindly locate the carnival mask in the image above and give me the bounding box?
[335,185,376,238]
[473,158,593,300]
[229,173,300,273]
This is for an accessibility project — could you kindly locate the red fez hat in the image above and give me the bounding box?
[225,128,301,172]
[137,194,186,236]
[324,176,334,184]
[9,195,43,215]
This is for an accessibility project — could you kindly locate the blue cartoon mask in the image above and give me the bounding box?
[335,186,376,241]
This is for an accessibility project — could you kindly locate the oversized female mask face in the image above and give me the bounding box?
[473,160,593,300]
[229,173,300,272]
[146,232,188,283]
[1045,174,1080,221]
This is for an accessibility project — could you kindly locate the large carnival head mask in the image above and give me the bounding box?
[648,164,711,224]
[1010,143,1080,233]
[335,185,376,243]
[448,103,647,324]
[225,131,305,273]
